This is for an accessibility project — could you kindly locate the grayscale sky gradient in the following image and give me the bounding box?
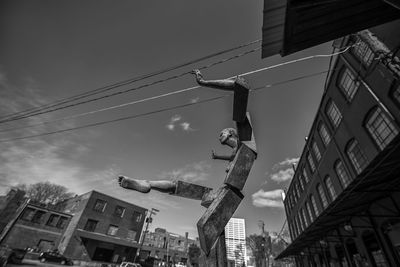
[0,0,333,238]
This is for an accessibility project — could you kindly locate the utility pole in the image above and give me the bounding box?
[134,208,159,263]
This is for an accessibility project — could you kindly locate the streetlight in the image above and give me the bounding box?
[134,208,159,263]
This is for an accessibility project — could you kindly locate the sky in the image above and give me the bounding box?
[0,0,334,239]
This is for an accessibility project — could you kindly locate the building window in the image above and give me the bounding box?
[312,141,322,162]
[132,211,143,223]
[307,152,316,173]
[346,139,369,174]
[295,183,301,198]
[326,100,343,128]
[93,199,107,213]
[325,176,337,201]
[339,68,359,102]
[301,208,309,228]
[365,107,398,150]
[319,123,332,147]
[31,210,46,224]
[127,230,137,241]
[298,215,304,232]
[310,195,320,216]
[46,214,60,227]
[317,184,328,209]
[298,177,305,191]
[302,168,309,183]
[306,201,314,222]
[107,225,119,236]
[335,160,352,188]
[84,219,98,232]
[21,208,36,221]
[56,217,68,229]
[352,37,375,67]
[393,85,400,104]
[114,206,126,218]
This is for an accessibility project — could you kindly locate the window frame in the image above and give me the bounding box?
[352,36,375,67]
[84,219,98,232]
[338,68,360,102]
[317,184,328,209]
[334,160,352,188]
[312,141,322,162]
[107,224,119,236]
[93,199,107,213]
[318,123,332,147]
[346,139,369,174]
[364,107,399,151]
[326,100,343,129]
[324,176,337,201]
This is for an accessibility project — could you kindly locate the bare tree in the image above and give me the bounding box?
[14,181,74,206]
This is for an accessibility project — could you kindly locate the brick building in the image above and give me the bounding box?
[276,21,400,266]
[58,190,147,264]
[0,201,72,251]
[141,227,197,264]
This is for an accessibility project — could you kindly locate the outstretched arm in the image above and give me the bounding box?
[191,69,236,91]
[211,150,236,161]
[118,176,176,194]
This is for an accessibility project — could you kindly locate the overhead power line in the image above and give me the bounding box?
[0,45,350,126]
[0,39,261,123]
[0,70,329,143]
[0,47,261,125]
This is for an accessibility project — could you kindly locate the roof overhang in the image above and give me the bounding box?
[262,0,400,58]
[276,135,400,259]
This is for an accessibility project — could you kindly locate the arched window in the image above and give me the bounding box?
[346,139,369,174]
[352,37,375,67]
[339,68,359,102]
[301,208,309,228]
[312,141,322,162]
[365,107,398,150]
[324,176,337,201]
[318,123,331,147]
[302,168,309,183]
[326,100,343,128]
[393,84,400,104]
[317,184,328,209]
[335,160,352,188]
[310,195,320,216]
[306,201,314,222]
[307,152,316,173]
[298,176,305,191]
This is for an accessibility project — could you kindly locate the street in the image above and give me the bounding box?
[7,259,71,267]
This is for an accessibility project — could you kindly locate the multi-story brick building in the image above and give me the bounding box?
[141,227,197,264]
[0,201,72,251]
[276,20,400,266]
[58,190,147,264]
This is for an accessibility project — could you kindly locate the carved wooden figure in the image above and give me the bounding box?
[117,70,257,267]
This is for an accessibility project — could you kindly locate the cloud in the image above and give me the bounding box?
[270,168,294,183]
[166,114,195,132]
[190,97,200,103]
[159,161,211,183]
[272,157,299,171]
[180,122,194,132]
[267,157,299,183]
[252,189,284,208]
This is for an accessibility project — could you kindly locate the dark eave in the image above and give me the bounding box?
[262,0,400,58]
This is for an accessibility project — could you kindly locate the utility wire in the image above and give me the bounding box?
[0,46,351,126]
[0,39,261,122]
[0,70,330,134]
[0,47,261,125]
[0,70,330,142]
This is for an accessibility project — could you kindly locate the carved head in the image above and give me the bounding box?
[219,128,238,147]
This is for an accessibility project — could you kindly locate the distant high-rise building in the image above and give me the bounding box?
[225,218,247,267]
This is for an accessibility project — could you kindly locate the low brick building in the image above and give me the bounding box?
[58,191,147,264]
[1,201,72,251]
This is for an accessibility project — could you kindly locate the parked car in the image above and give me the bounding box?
[38,251,73,265]
[0,246,27,266]
[120,261,142,267]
